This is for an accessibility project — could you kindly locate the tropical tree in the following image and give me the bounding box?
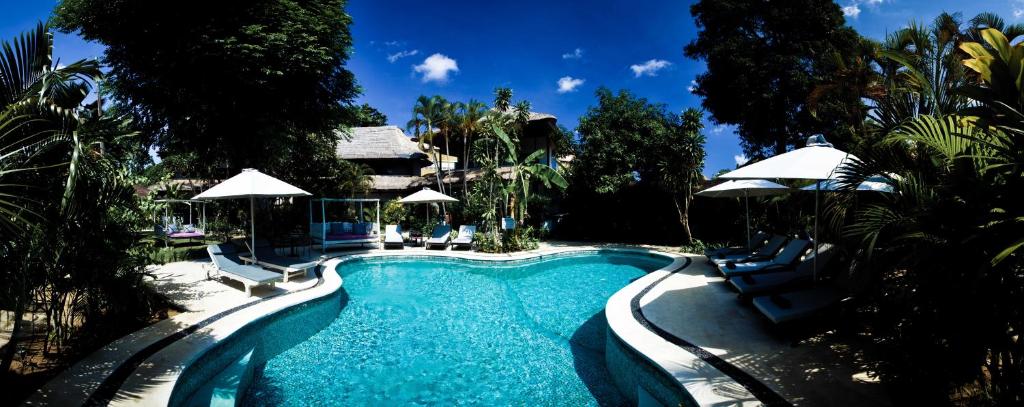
[457,99,487,198]
[491,126,567,223]
[684,0,864,156]
[568,88,705,244]
[655,109,706,244]
[0,23,153,375]
[52,0,360,193]
[829,26,1024,404]
[410,95,446,194]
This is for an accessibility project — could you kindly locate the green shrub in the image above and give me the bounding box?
[381,198,407,225]
[679,239,723,255]
[475,226,539,253]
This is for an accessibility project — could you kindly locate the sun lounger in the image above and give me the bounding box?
[207,244,282,296]
[717,239,813,279]
[704,231,769,259]
[729,244,836,296]
[711,235,788,266]
[384,225,404,249]
[752,284,849,324]
[425,224,452,250]
[237,239,317,283]
[452,225,476,250]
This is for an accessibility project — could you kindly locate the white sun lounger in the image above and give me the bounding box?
[730,244,835,296]
[717,239,812,279]
[452,225,476,250]
[752,284,849,324]
[711,235,788,265]
[207,244,282,296]
[425,224,451,250]
[384,225,404,249]
[238,239,317,283]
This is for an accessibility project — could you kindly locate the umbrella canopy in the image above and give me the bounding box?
[192,169,311,260]
[193,168,310,200]
[697,180,792,249]
[720,136,858,181]
[399,188,459,204]
[799,177,894,193]
[719,135,857,280]
[696,179,791,198]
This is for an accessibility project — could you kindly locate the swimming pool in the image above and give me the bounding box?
[237,252,672,406]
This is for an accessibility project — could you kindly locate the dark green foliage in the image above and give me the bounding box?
[52,0,361,194]
[826,21,1024,405]
[0,23,162,380]
[684,0,864,157]
[564,88,706,244]
[346,103,388,127]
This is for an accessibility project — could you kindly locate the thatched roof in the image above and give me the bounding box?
[336,126,428,160]
[489,109,557,122]
[369,175,430,191]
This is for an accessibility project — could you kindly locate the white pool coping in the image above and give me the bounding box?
[28,245,760,407]
[605,254,762,407]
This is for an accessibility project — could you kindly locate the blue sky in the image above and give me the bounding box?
[1,0,1018,175]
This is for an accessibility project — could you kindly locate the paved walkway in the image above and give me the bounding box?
[639,255,892,406]
[25,258,320,406]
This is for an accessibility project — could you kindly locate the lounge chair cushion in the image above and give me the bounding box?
[752,286,846,324]
[719,240,811,279]
[207,245,281,284]
[713,235,788,264]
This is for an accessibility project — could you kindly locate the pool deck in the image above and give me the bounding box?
[23,242,892,406]
[635,255,892,406]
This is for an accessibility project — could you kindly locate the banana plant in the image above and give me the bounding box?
[492,126,566,223]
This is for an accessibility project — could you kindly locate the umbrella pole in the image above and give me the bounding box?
[744,190,751,250]
[813,180,820,282]
[251,196,257,261]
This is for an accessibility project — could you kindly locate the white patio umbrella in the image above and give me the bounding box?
[399,187,459,224]
[799,176,894,193]
[192,168,311,260]
[720,135,858,279]
[696,180,791,248]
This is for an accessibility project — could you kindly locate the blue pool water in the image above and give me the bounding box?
[242,252,671,406]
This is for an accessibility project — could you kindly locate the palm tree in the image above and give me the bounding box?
[457,99,487,198]
[0,23,101,235]
[411,95,445,194]
[0,22,105,373]
[829,27,1024,404]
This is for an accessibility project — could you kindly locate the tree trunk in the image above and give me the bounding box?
[463,130,470,200]
[0,301,26,374]
[673,193,694,245]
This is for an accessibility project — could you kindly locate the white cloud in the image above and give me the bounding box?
[712,125,726,134]
[842,4,861,18]
[557,76,585,93]
[387,49,419,63]
[413,53,459,83]
[1015,1,1024,19]
[734,154,749,166]
[562,48,584,59]
[384,40,402,47]
[630,59,672,77]
[687,80,698,93]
